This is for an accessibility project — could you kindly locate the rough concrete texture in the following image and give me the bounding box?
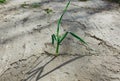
[0,0,120,81]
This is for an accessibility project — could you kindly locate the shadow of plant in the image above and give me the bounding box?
[23,52,94,81]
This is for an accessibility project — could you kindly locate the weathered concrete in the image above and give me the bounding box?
[0,0,120,81]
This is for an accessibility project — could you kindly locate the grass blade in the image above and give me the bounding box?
[51,34,56,44]
[59,32,69,43]
[56,0,71,37]
[69,32,87,45]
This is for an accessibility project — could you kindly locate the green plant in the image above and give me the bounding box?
[0,0,6,3]
[51,0,87,55]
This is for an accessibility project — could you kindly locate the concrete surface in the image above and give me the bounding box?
[0,0,120,81]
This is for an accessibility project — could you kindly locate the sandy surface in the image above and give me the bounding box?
[0,0,120,81]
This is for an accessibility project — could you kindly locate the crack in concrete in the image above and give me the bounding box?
[85,32,120,54]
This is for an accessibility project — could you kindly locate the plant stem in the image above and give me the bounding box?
[56,41,60,55]
[55,0,71,55]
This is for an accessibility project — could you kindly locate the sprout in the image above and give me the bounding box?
[51,0,87,55]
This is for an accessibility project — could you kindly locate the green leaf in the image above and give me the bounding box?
[0,0,6,3]
[56,0,71,37]
[59,32,68,43]
[69,32,87,45]
[51,34,56,44]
